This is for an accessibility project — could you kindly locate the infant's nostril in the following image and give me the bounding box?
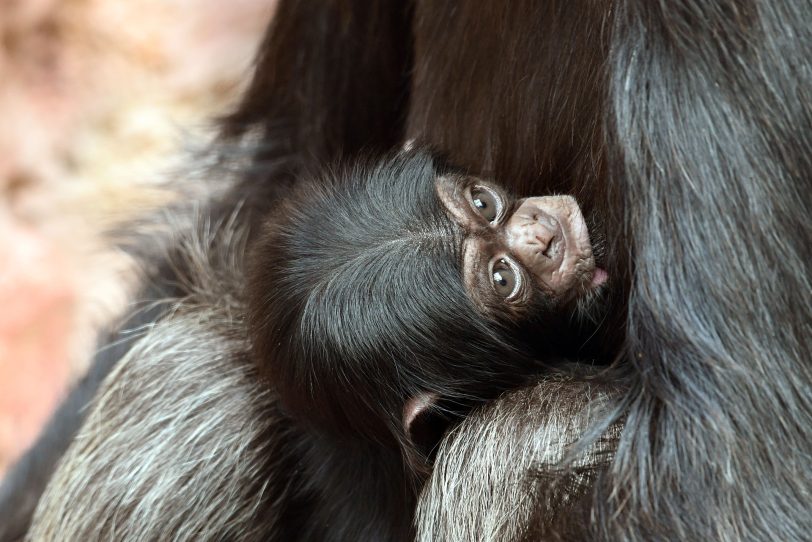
[540,232,555,257]
[531,218,555,249]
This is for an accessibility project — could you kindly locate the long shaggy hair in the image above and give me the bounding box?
[415,370,622,541]
[9,0,811,540]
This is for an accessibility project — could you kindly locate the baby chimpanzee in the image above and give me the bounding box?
[247,147,607,461]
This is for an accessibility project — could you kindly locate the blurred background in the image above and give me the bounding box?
[0,0,275,477]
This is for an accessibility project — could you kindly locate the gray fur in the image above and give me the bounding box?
[26,220,287,542]
[415,375,620,541]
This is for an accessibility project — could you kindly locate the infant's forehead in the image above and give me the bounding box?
[434,174,470,226]
[340,155,448,211]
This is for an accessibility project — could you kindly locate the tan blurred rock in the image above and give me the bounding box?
[0,217,75,474]
[0,0,272,476]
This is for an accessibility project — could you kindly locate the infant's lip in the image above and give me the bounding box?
[591,267,608,287]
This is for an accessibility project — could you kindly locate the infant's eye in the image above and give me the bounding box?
[492,259,519,298]
[470,187,500,222]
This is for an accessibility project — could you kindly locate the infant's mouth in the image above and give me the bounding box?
[591,267,608,288]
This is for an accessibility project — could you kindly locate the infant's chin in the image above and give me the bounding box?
[559,265,608,309]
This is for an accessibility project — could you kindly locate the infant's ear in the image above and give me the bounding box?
[402,393,450,465]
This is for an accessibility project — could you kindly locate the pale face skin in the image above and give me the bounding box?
[436,175,607,317]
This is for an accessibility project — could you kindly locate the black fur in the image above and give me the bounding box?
[246,149,582,451]
[4,0,810,540]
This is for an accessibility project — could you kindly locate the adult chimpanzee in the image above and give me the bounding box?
[3,0,811,540]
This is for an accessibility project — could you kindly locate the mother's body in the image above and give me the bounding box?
[5,1,811,540]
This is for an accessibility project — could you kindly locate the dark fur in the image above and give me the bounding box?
[247,151,570,445]
[26,221,420,541]
[241,149,594,537]
[6,0,811,540]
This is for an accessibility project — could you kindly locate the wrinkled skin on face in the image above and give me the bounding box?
[504,195,601,295]
[436,175,606,319]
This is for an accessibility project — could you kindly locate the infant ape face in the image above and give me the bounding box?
[246,149,605,444]
[436,176,605,320]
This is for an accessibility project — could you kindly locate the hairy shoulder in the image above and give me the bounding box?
[416,371,622,542]
[28,224,288,542]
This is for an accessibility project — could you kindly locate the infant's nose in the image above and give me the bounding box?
[505,201,563,271]
[528,211,559,256]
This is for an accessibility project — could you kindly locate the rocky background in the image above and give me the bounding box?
[0,0,272,476]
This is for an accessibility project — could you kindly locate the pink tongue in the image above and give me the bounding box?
[591,267,608,287]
